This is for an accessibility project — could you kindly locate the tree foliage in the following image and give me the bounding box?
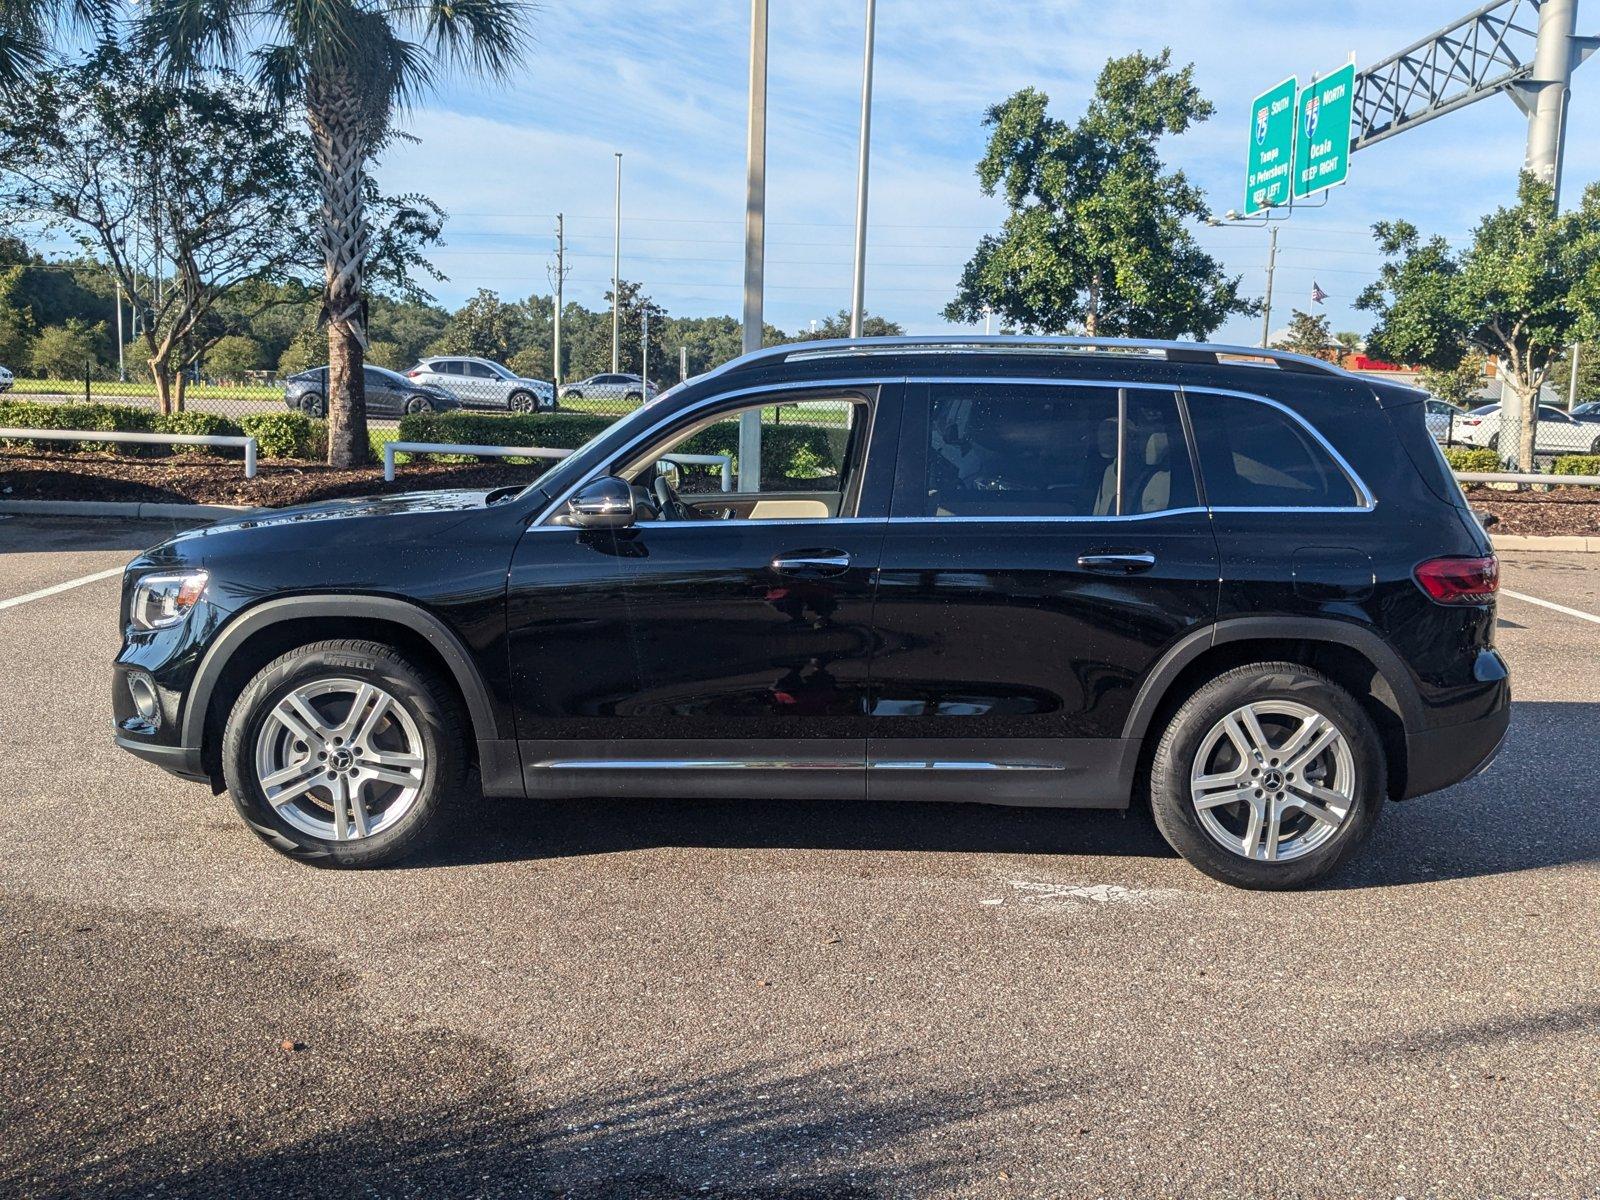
[1273,309,1334,359]
[945,51,1254,338]
[1357,174,1600,467]
[1418,356,1488,408]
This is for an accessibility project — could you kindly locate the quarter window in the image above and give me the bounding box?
[1187,393,1360,509]
[924,384,1195,518]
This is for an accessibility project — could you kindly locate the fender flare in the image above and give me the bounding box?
[1120,615,1424,743]
[180,594,501,749]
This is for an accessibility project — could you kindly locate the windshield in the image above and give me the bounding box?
[512,394,671,507]
[487,361,516,380]
[368,365,407,384]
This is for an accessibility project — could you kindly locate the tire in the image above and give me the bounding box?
[1147,662,1385,890]
[625,391,642,402]
[564,388,583,400]
[405,396,434,415]
[508,389,536,413]
[301,393,326,418]
[1487,433,1499,452]
[221,638,467,867]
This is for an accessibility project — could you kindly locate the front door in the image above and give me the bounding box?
[505,385,900,799]
[867,380,1219,806]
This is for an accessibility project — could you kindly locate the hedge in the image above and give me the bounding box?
[1552,454,1600,477]
[395,408,841,482]
[238,411,322,460]
[1442,447,1503,473]
[0,400,377,462]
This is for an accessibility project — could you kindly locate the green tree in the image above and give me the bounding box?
[365,339,406,371]
[945,52,1253,338]
[1549,342,1600,406]
[0,265,39,367]
[1334,331,1364,354]
[206,334,263,380]
[0,44,315,411]
[1272,309,1334,359]
[794,309,905,340]
[431,288,528,361]
[29,318,105,379]
[1357,174,1600,469]
[1418,355,1488,407]
[141,0,534,464]
[0,0,109,94]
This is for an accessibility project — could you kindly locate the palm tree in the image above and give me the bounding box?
[0,0,110,94]
[139,0,533,466]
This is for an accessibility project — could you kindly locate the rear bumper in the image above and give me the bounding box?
[1401,696,1511,799]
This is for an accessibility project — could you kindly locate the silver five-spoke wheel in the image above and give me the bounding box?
[1189,700,1355,862]
[253,677,425,842]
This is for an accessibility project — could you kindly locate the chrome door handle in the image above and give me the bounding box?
[772,549,852,577]
[1077,552,1156,575]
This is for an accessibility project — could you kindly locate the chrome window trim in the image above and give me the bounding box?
[538,758,861,771]
[529,372,1376,528]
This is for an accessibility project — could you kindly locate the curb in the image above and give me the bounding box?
[0,499,249,520]
[1492,533,1600,553]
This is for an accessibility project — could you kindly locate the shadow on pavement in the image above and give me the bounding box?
[0,514,200,554]
[421,701,1597,889]
[2,898,1062,1199]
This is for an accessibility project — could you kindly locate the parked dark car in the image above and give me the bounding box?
[115,336,1508,889]
[283,365,459,418]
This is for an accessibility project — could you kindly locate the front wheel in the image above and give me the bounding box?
[221,639,466,866]
[301,393,326,418]
[508,390,536,413]
[1148,662,1385,889]
[405,396,434,415]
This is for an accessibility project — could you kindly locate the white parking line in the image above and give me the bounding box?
[0,565,124,612]
[1501,588,1600,627]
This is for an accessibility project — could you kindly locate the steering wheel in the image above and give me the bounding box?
[653,473,691,522]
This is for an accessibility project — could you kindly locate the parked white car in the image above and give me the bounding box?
[405,356,555,412]
[558,372,659,404]
[1423,398,1465,444]
[1454,403,1600,456]
[0,364,13,393]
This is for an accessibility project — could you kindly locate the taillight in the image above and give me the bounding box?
[1462,417,1482,426]
[1414,555,1499,605]
[406,368,422,379]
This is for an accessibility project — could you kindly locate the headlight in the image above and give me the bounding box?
[130,570,209,630]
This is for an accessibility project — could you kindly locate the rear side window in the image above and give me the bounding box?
[923,384,1196,518]
[1188,392,1360,509]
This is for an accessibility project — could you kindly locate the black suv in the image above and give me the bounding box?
[114,337,1509,888]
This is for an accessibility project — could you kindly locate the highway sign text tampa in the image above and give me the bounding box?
[1293,63,1355,198]
[1245,76,1297,215]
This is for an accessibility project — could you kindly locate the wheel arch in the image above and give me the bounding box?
[183,595,501,784]
[1124,618,1422,801]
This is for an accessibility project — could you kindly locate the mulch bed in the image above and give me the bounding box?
[5,452,1600,536]
[1463,485,1600,537]
[0,450,549,508]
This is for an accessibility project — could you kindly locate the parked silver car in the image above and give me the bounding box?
[558,372,659,403]
[406,356,555,412]
[0,364,13,393]
[1423,397,1464,444]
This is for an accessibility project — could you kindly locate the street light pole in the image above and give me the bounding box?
[849,0,877,339]
[738,0,768,492]
[611,152,622,374]
[1261,225,1279,350]
[1570,342,1583,409]
[1525,0,1577,209]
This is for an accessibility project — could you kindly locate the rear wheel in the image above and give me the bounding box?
[301,393,326,418]
[1148,662,1384,889]
[222,639,466,867]
[405,396,434,415]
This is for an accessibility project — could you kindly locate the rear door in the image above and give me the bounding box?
[867,379,1219,805]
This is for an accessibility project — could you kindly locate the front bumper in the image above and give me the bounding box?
[113,733,208,783]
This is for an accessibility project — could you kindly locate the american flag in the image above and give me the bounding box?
[1311,281,1329,304]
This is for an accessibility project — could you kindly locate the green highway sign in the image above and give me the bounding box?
[1244,76,1297,215]
[1292,62,1355,199]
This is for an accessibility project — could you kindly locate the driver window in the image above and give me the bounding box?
[627,397,865,522]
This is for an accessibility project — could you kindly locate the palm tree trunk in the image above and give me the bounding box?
[306,75,372,468]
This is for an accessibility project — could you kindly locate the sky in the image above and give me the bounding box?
[360,1,1590,345]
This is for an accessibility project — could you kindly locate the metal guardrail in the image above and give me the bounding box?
[0,426,258,477]
[662,453,734,492]
[383,441,571,482]
[1457,470,1600,486]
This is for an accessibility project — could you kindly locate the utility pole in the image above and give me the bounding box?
[612,152,623,374]
[641,310,650,389]
[1524,0,1578,208]
[679,345,688,382]
[114,276,124,380]
[1570,343,1583,409]
[739,0,768,493]
[1261,225,1279,349]
[549,213,567,389]
[849,0,877,339]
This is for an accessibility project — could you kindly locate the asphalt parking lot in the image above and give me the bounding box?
[1,514,1597,1199]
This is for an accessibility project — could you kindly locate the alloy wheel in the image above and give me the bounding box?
[253,677,425,841]
[1189,700,1355,862]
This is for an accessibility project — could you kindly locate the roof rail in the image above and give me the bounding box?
[706,334,1349,381]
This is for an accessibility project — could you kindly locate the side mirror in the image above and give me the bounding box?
[562,476,636,529]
